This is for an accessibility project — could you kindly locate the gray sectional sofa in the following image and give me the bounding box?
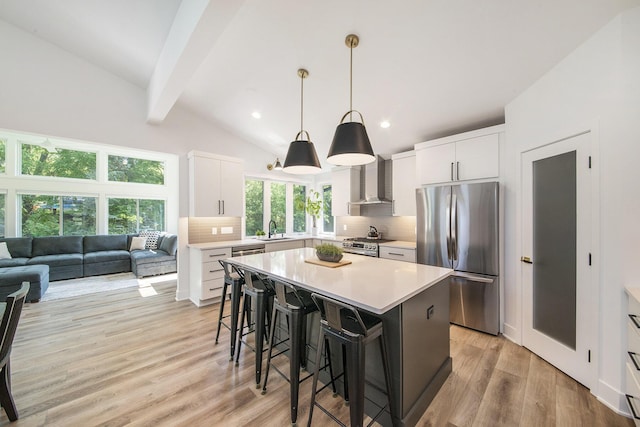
[0,233,177,302]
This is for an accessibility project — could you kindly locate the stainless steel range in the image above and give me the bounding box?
[342,237,394,257]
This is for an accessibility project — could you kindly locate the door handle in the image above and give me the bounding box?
[222,200,225,215]
[521,256,533,264]
[456,161,460,181]
[451,194,458,261]
[450,162,454,181]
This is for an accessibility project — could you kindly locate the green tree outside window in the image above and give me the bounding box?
[245,180,264,236]
[21,144,96,179]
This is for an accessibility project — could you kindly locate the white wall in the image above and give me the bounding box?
[504,7,640,413]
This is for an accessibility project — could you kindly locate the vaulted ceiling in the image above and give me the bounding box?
[1,0,639,168]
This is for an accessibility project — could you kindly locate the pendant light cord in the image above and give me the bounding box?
[300,72,304,135]
[349,39,353,121]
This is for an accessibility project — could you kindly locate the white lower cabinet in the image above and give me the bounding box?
[190,247,231,307]
[626,289,640,426]
[379,246,416,263]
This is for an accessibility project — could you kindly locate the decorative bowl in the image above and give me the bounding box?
[316,252,343,263]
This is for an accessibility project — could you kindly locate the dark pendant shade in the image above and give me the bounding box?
[327,121,375,166]
[283,139,322,174]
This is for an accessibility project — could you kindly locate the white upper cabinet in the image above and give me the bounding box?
[188,151,244,217]
[391,151,417,216]
[331,166,361,216]
[415,125,503,186]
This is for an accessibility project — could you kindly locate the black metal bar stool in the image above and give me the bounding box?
[261,281,336,425]
[216,260,245,361]
[307,293,395,427]
[235,271,275,388]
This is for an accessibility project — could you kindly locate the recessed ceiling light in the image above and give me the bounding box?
[380,120,391,128]
[252,111,261,119]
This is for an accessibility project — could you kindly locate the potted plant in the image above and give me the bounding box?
[315,243,343,263]
[297,189,322,236]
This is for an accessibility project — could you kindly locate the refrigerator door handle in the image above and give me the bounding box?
[451,193,458,261]
[453,271,495,283]
[446,194,452,261]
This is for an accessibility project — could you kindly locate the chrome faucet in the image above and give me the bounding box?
[268,219,277,238]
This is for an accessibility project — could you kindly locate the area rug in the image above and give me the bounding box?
[41,272,177,302]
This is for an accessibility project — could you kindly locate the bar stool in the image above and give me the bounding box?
[261,281,336,425]
[216,260,245,361]
[307,293,395,427]
[235,271,275,387]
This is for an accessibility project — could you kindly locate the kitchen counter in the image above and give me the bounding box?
[187,234,347,250]
[227,247,448,314]
[225,247,452,426]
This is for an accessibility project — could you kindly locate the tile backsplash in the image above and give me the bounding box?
[336,215,416,242]
[188,217,242,244]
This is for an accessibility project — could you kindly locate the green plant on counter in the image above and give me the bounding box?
[315,243,343,256]
[255,229,266,236]
[315,243,343,262]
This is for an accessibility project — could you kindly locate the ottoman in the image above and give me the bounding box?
[0,265,49,302]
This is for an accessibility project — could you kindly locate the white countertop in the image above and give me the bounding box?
[225,247,451,314]
[187,235,344,250]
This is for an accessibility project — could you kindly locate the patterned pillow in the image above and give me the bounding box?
[139,231,160,250]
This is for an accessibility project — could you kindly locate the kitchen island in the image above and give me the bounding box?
[225,247,453,426]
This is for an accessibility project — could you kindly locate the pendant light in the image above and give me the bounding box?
[283,68,322,174]
[327,34,375,166]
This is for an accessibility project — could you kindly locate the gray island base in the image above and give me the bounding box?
[225,247,453,426]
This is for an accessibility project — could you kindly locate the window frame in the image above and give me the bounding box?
[244,176,317,237]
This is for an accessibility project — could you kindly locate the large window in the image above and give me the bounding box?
[245,179,264,236]
[270,182,286,234]
[322,184,334,233]
[108,198,165,234]
[21,143,96,179]
[21,194,97,236]
[293,184,306,233]
[108,155,165,185]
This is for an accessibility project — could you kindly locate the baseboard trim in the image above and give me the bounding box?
[596,378,631,417]
[502,322,520,344]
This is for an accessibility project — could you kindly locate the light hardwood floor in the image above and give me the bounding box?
[0,281,632,426]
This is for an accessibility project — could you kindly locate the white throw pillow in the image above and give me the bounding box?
[139,230,160,249]
[0,242,11,259]
[129,236,147,251]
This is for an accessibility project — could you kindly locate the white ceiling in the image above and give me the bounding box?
[1,0,639,169]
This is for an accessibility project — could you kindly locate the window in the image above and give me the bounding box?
[108,198,165,234]
[0,139,5,174]
[322,184,334,233]
[21,194,97,237]
[245,179,313,236]
[0,193,5,237]
[245,179,264,236]
[21,143,96,179]
[108,155,165,185]
[293,184,306,233]
[270,182,286,234]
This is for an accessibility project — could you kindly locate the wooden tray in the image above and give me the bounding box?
[304,258,352,268]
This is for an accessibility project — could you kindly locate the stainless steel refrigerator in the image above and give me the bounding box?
[416,182,500,335]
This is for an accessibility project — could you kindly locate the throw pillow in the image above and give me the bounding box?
[129,236,147,251]
[0,242,12,259]
[139,230,160,249]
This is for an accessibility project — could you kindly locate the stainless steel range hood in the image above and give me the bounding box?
[351,155,392,205]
